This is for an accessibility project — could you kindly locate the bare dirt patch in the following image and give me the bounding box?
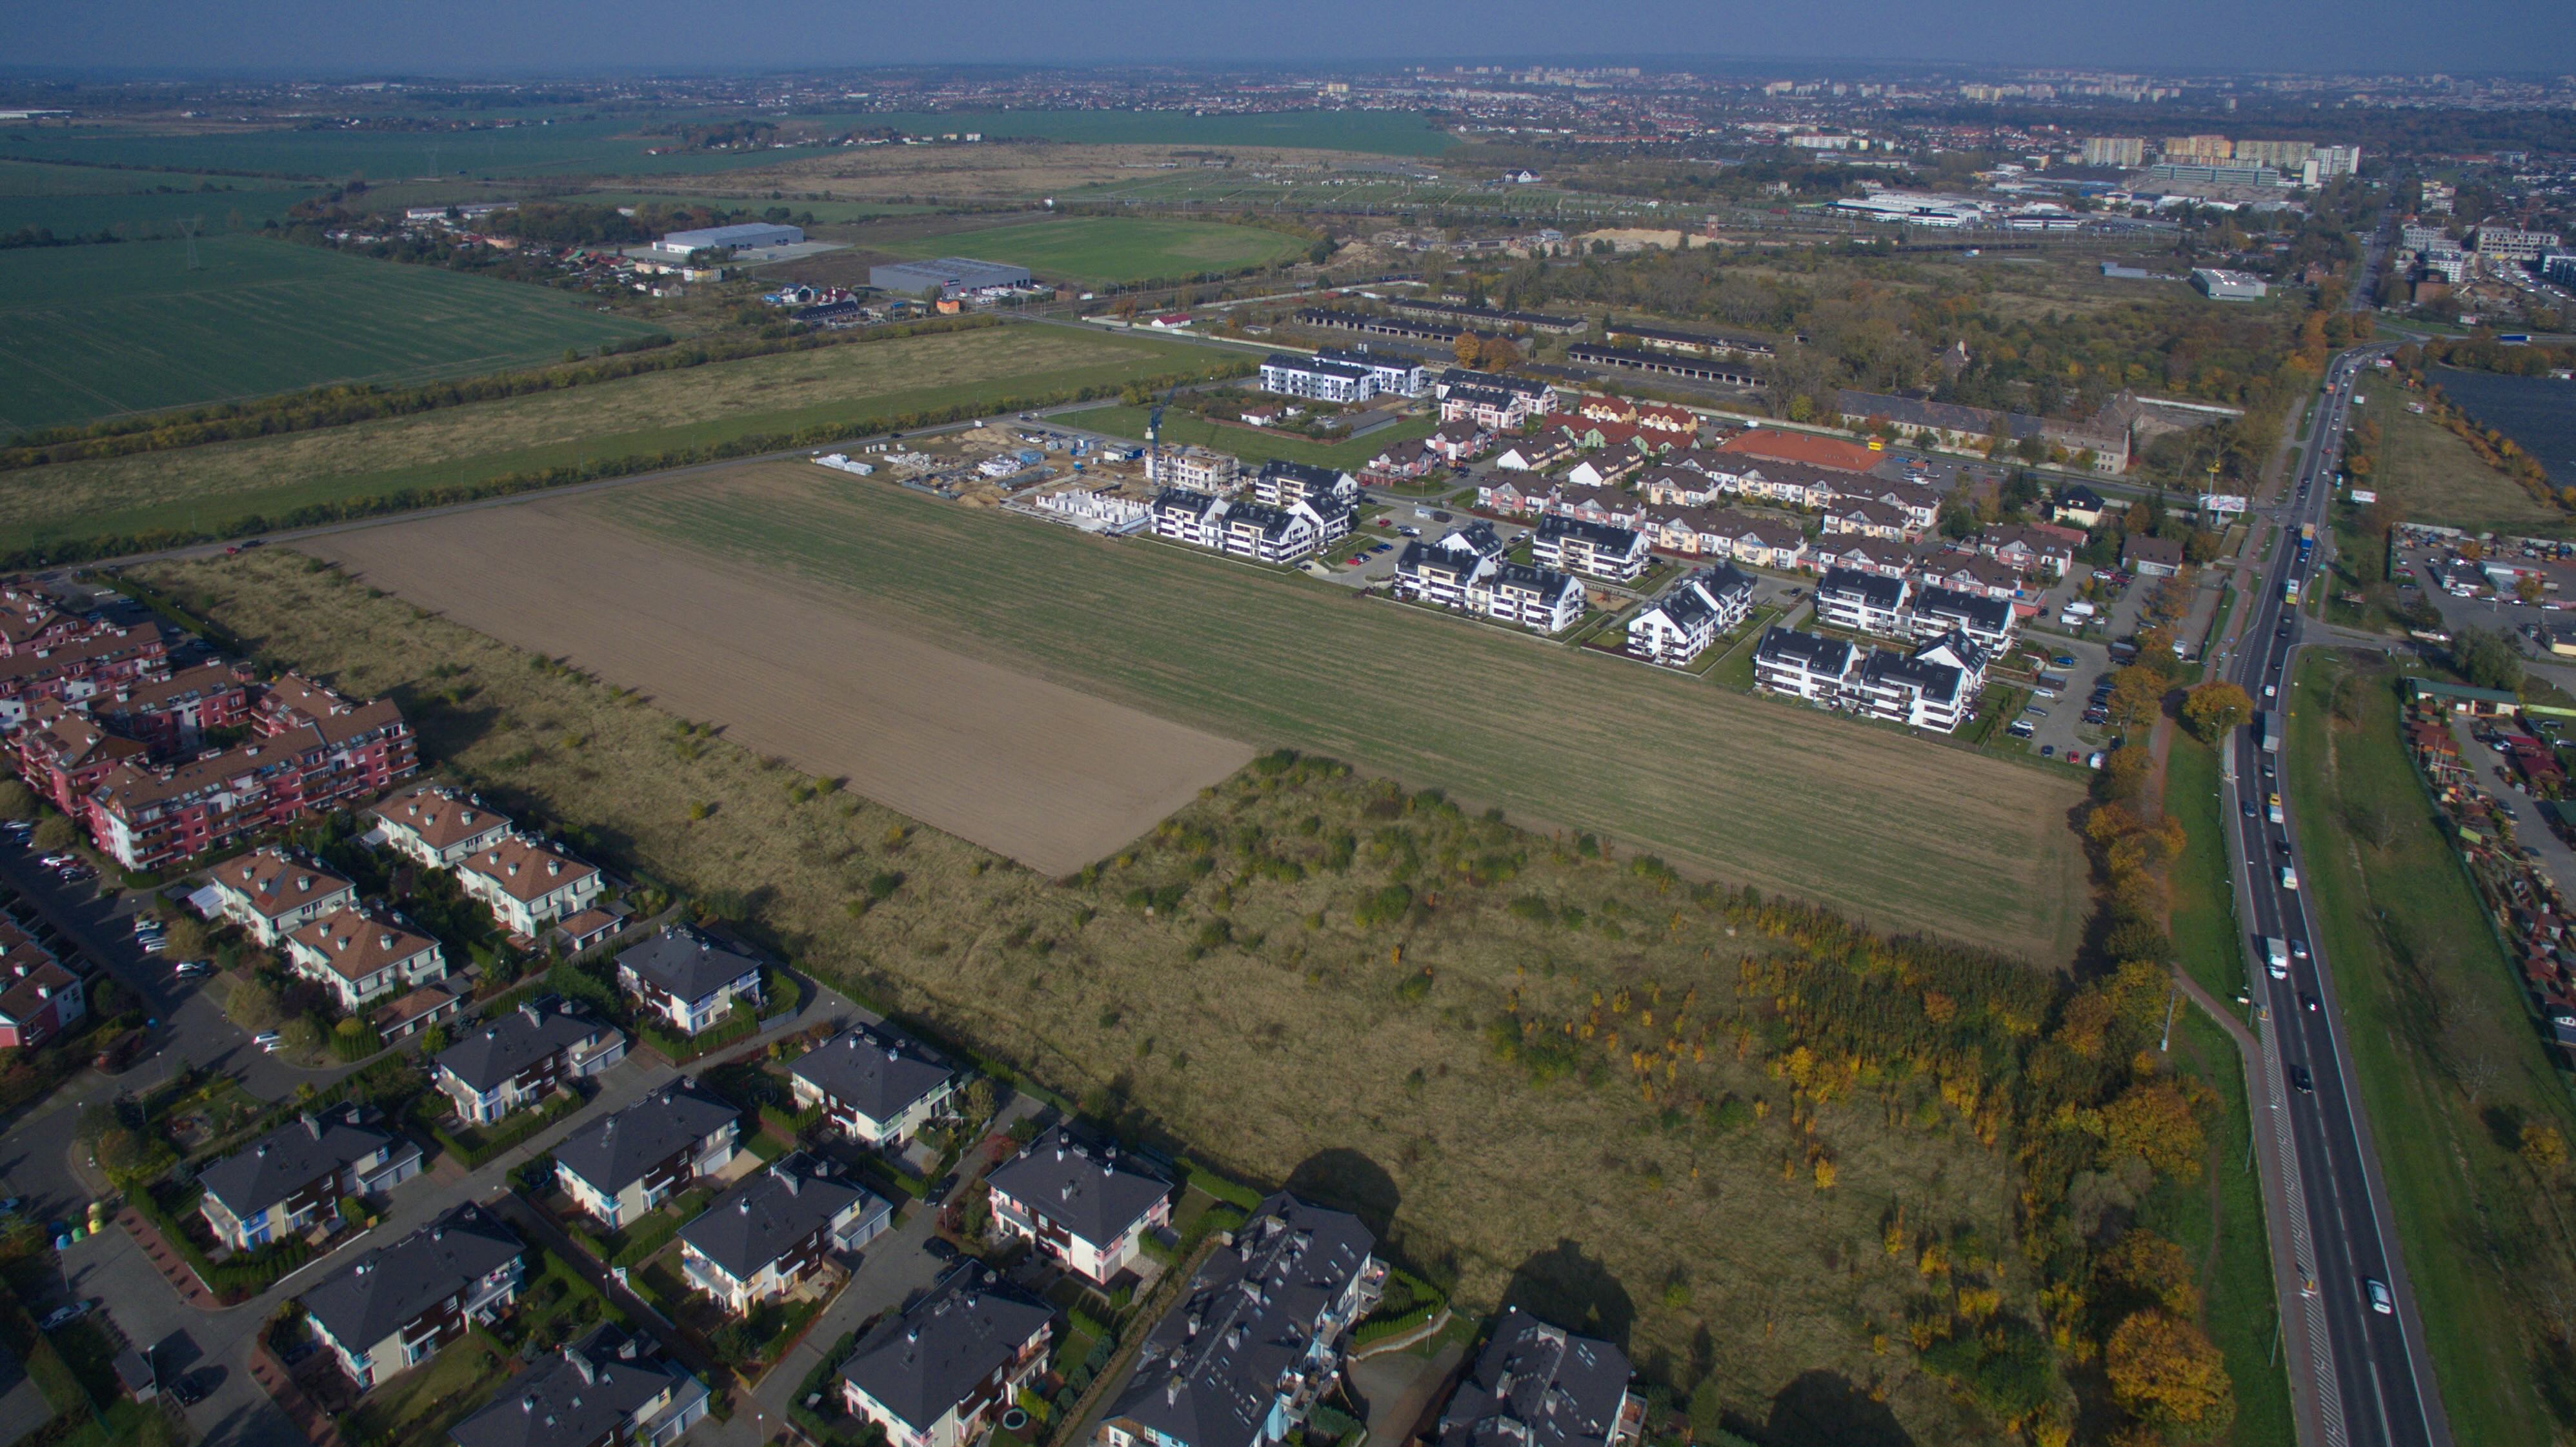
[307,503,1251,874]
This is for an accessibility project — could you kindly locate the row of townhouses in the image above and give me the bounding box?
[1753,626,1993,733]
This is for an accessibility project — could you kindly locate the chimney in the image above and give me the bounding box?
[302,1114,322,1139]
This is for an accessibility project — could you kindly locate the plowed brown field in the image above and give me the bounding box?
[308,503,1251,874]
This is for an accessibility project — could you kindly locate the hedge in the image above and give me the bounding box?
[642,1007,759,1064]
[1351,1305,1438,1346]
[1176,1158,1264,1212]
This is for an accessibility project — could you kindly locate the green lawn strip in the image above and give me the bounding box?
[2284,654,2576,1447]
[2166,734,2249,1001]
[2158,731,2291,1444]
[1056,403,1436,470]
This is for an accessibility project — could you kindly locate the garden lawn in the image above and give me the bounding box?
[2284,653,2576,1447]
[0,234,665,434]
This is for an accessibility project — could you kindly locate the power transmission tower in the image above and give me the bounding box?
[181,215,202,270]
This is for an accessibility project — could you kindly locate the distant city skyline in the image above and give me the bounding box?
[3,0,2570,79]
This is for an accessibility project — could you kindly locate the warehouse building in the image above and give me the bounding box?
[653,223,803,257]
[867,257,1036,298]
[2190,268,2269,302]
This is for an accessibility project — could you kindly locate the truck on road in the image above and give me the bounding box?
[2259,711,2283,754]
[2266,936,2290,979]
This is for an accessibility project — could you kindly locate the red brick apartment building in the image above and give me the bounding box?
[83,674,416,871]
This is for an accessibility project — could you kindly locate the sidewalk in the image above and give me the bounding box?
[114,1208,219,1311]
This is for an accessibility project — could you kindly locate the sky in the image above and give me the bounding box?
[4,0,2570,77]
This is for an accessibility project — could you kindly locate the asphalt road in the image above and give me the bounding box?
[2224,222,2452,1447]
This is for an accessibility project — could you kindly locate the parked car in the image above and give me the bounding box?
[252,1031,281,1053]
[37,1300,97,1331]
[169,1375,207,1408]
[923,1237,961,1263]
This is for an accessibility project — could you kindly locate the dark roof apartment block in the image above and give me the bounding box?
[789,1022,956,1126]
[1438,1306,1638,1447]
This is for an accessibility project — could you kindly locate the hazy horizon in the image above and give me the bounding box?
[5,0,2569,81]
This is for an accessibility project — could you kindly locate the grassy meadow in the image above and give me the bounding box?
[595,464,2089,960]
[0,324,1218,551]
[2374,400,2570,536]
[0,234,665,433]
[1056,401,1437,470]
[132,547,2038,1444]
[870,216,1309,285]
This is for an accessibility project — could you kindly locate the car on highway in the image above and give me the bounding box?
[2302,993,2320,1013]
[2280,865,2299,891]
[2289,1064,2314,1093]
[2365,1278,2395,1315]
[2291,938,2309,962]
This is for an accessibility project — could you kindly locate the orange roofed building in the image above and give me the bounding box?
[1715,428,1886,476]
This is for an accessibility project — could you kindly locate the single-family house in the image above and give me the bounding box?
[299,1202,523,1391]
[2122,534,2186,577]
[553,1079,743,1231]
[196,1106,423,1252]
[433,998,626,1125]
[984,1127,1174,1286]
[840,1268,1056,1447]
[615,924,765,1037]
[789,1021,961,1148]
[678,1155,891,1316]
[449,1324,709,1447]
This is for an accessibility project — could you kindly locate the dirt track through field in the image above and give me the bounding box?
[308,505,1253,875]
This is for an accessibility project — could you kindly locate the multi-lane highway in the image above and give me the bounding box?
[2220,214,2451,1447]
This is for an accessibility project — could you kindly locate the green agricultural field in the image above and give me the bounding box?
[0,233,665,434]
[870,217,1308,285]
[0,116,805,180]
[601,465,2090,960]
[558,191,930,223]
[841,108,1456,156]
[0,323,1223,552]
[1057,401,1435,470]
[0,181,326,241]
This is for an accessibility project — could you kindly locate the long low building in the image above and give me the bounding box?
[1564,345,1763,388]
[655,223,801,257]
[1151,490,1349,563]
[867,257,1034,298]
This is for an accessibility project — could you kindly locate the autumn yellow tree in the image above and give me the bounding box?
[2101,1078,2205,1180]
[1454,332,1483,367]
[2182,681,2253,742]
[2105,1310,2234,1432]
[2106,665,2168,729]
[2095,1229,2202,1317]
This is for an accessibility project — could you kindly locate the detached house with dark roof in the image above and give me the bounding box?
[678,1153,891,1316]
[1098,1193,1385,1447]
[1436,1307,1642,1447]
[196,1106,421,1252]
[552,1078,743,1231]
[284,908,447,1014]
[449,1323,709,1447]
[616,924,765,1037]
[206,847,354,947]
[298,1202,523,1391]
[433,998,625,1125]
[985,1126,1174,1286]
[790,1021,960,1147]
[841,1267,1056,1447]
[0,947,84,1051]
